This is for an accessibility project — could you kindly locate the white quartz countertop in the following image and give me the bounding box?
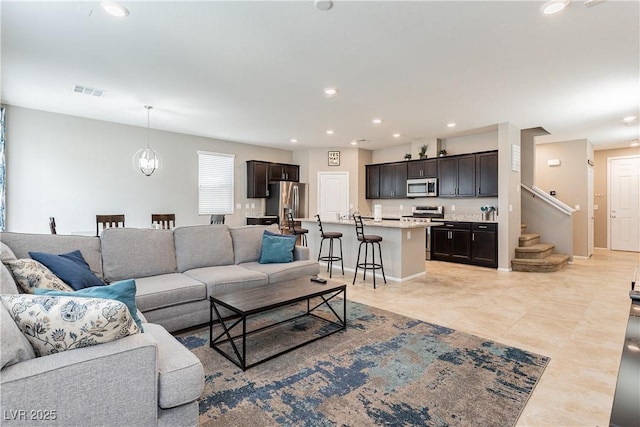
[299,218,435,229]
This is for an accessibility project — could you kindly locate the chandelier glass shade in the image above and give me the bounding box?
[133,105,160,176]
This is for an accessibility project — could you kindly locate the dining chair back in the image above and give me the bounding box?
[151,213,176,229]
[49,217,57,234]
[96,214,125,236]
[210,215,225,224]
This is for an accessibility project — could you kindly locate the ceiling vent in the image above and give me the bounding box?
[73,85,105,97]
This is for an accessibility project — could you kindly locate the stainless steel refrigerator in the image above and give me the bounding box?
[266,182,308,228]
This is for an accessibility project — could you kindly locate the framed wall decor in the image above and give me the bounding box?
[328,151,340,166]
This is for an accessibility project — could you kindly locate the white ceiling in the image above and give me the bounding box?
[2,1,639,151]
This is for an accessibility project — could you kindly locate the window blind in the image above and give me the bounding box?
[198,151,234,215]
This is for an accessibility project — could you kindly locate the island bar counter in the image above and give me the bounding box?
[300,218,431,282]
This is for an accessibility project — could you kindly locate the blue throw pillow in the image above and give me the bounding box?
[34,279,144,332]
[259,231,296,264]
[29,250,105,290]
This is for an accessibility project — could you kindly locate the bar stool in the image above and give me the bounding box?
[287,212,308,246]
[315,214,344,278]
[353,214,386,288]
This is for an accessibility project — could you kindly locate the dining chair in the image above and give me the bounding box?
[151,213,176,229]
[210,215,225,224]
[96,214,125,236]
[49,217,57,234]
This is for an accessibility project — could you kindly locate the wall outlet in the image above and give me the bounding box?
[245,203,250,209]
[594,204,599,210]
[575,204,581,211]
[251,203,255,209]
[509,204,513,212]
[407,231,411,240]
[236,203,242,209]
[451,205,456,211]
[399,204,403,210]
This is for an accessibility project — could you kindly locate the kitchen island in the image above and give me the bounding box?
[300,218,436,282]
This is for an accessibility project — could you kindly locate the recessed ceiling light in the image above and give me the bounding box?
[393,133,401,138]
[100,1,129,17]
[326,129,334,135]
[324,88,338,97]
[372,118,382,124]
[541,0,569,15]
[447,122,456,128]
[290,138,298,143]
[623,116,637,122]
[350,140,358,146]
[314,0,333,11]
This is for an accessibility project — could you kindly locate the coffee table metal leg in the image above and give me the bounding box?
[210,300,246,369]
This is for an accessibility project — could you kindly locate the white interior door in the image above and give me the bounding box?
[318,172,349,221]
[609,157,640,252]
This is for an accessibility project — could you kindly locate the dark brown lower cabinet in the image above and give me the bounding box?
[470,223,498,268]
[432,222,497,268]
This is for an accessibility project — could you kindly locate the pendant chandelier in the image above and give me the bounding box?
[133,105,160,176]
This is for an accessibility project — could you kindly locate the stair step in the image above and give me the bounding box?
[515,243,555,259]
[521,224,527,232]
[519,233,540,247]
[511,253,570,272]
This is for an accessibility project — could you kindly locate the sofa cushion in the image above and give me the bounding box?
[0,294,140,357]
[174,225,234,272]
[35,279,144,331]
[242,259,320,284]
[29,250,106,290]
[143,323,204,409]
[1,241,17,262]
[0,232,103,278]
[230,224,280,264]
[101,228,177,282]
[259,231,296,264]
[3,259,74,293]
[135,273,206,312]
[184,265,268,296]
[1,262,19,294]
[0,302,36,368]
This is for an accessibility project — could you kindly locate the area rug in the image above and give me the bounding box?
[176,300,549,427]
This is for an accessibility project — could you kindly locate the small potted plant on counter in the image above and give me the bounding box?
[439,149,447,157]
[404,153,412,160]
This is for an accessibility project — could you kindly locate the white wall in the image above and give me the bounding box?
[5,106,293,233]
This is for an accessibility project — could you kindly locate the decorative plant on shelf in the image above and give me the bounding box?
[439,149,447,157]
[419,144,428,159]
[404,153,412,160]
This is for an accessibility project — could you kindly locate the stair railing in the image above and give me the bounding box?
[521,184,574,261]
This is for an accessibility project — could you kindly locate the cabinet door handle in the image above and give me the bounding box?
[472,233,475,241]
[478,225,487,229]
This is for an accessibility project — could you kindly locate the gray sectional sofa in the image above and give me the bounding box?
[0,224,319,426]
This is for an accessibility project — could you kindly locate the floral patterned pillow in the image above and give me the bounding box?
[3,259,74,293]
[0,294,140,357]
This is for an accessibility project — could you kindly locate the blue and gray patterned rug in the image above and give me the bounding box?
[176,300,549,427]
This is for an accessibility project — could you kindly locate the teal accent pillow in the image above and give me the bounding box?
[29,250,105,290]
[259,231,296,264]
[34,279,144,332]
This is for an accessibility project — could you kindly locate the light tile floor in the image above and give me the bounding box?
[319,248,639,426]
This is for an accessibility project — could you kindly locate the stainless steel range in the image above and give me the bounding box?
[412,206,444,260]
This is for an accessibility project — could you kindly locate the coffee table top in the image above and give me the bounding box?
[210,277,346,315]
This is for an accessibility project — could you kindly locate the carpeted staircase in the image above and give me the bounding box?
[512,224,569,272]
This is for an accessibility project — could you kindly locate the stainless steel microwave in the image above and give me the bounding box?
[407,178,438,197]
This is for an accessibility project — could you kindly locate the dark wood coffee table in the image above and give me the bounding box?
[209,277,346,370]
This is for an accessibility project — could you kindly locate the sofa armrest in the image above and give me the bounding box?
[1,333,158,426]
[294,245,310,261]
